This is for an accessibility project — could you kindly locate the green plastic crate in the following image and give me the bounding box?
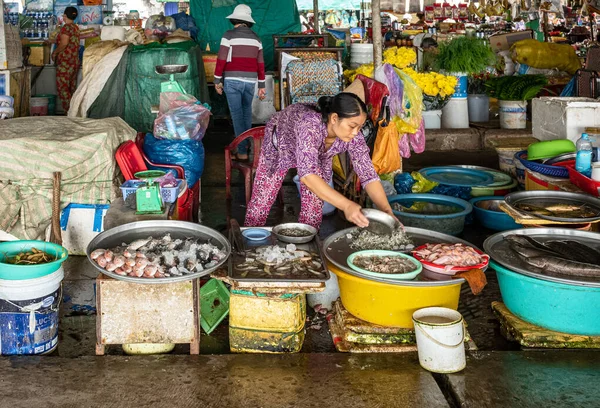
[200,279,230,335]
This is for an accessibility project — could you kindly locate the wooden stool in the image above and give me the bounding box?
[96,274,200,355]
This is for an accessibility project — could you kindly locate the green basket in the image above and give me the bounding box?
[0,240,68,280]
[200,279,230,335]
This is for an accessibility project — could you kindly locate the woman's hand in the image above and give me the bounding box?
[215,83,223,95]
[258,88,266,100]
[343,201,369,228]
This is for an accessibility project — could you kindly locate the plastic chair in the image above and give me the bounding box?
[225,126,284,204]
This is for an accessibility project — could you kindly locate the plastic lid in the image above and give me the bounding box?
[582,133,589,139]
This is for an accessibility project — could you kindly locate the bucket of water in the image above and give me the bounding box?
[0,267,64,355]
[413,307,466,373]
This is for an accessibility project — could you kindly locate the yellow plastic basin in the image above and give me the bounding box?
[329,262,462,328]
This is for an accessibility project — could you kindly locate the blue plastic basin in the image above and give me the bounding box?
[470,196,521,231]
[492,260,600,336]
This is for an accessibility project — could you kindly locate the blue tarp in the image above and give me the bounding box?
[190,0,301,71]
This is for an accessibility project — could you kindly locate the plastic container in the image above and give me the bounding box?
[34,94,56,115]
[30,96,49,116]
[413,307,466,373]
[200,279,230,335]
[499,100,527,129]
[467,94,489,122]
[229,291,306,353]
[565,163,600,197]
[449,72,468,98]
[388,194,473,236]
[527,139,576,161]
[120,179,185,203]
[307,272,339,311]
[470,197,521,231]
[0,241,68,280]
[514,150,570,178]
[293,175,335,215]
[350,43,374,68]
[347,250,422,280]
[0,267,63,355]
[575,133,593,178]
[422,109,442,129]
[442,97,469,129]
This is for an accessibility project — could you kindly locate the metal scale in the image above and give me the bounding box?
[134,170,165,215]
[155,64,188,94]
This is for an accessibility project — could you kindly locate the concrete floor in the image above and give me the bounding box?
[1,121,593,406]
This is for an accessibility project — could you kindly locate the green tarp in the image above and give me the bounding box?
[191,0,302,71]
[89,41,209,134]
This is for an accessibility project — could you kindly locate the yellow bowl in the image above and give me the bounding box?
[328,262,462,328]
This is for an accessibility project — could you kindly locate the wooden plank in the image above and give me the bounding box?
[493,301,600,349]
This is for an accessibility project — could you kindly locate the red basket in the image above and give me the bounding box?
[565,162,600,197]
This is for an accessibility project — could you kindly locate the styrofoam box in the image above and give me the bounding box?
[45,204,109,256]
[533,97,600,145]
[0,24,23,70]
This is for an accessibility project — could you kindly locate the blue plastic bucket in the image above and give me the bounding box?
[0,267,63,355]
[293,175,336,215]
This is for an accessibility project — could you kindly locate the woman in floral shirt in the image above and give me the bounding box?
[244,93,395,230]
[52,6,80,113]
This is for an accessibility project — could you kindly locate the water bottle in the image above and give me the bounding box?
[576,133,593,178]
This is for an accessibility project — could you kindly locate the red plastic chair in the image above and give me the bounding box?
[225,127,284,205]
[115,140,199,222]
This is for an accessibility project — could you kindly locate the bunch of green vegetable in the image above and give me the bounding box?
[484,75,548,101]
[434,37,496,74]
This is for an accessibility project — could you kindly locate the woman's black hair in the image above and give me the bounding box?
[230,19,253,28]
[64,6,78,21]
[315,92,368,123]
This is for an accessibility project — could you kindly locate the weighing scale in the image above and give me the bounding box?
[134,170,165,215]
[155,64,188,94]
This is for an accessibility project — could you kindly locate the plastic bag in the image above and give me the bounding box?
[410,171,438,193]
[394,173,415,194]
[154,93,211,141]
[155,172,178,188]
[430,185,472,201]
[381,180,397,196]
[409,119,426,154]
[372,121,401,174]
[399,133,411,159]
[143,135,205,187]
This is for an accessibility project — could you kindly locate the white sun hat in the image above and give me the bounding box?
[226,4,256,24]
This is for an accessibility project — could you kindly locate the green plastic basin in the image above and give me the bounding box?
[527,140,576,161]
[0,240,68,280]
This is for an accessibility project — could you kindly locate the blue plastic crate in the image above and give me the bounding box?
[120,179,184,203]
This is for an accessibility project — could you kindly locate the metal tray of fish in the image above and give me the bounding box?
[86,221,231,284]
[323,227,475,287]
[484,228,600,288]
[504,191,600,223]
[228,227,330,282]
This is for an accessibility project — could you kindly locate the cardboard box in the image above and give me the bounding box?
[25,44,51,67]
[0,24,23,70]
[533,97,600,144]
[489,30,533,53]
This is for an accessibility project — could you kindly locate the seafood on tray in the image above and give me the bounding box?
[505,235,600,278]
[277,228,313,238]
[90,234,227,279]
[413,243,487,271]
[514,202,599,219]
[234,244,324,279]
[346,227,414,252]
[352,254,418,274]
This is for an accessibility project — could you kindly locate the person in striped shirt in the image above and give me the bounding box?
[214,4,266,161]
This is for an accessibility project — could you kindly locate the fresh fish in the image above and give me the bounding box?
[546,240,600,265]
[523,256,600,277]
[90,249,105,260]
[515,203,599,218]
[127,238,152,251]
[504,235,550,252]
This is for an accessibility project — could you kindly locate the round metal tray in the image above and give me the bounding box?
[484,228,600,288]
[322,227,480,287]
[86,221,231,284]
[505,191,600,223]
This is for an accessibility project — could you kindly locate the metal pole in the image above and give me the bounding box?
[372,0,382,70]
[313,0,320,34]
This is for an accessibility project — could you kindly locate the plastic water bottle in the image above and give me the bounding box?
[576,133,593,178]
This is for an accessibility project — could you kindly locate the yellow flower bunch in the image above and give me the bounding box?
[383,47,417,69]
[402,68,458,98]
[343,63,374,83]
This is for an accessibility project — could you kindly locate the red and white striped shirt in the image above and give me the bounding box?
[214,26,266,89]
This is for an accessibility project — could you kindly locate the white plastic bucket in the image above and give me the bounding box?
[350,43,374,69]
[307,272,339,310]
[499,100,527,129]
[422,110,442,129]
[30,96,49,116]
[442,97,469,129]
[467,94,490,122]
[293,175,336,215]
[413,307,466,374]
[0,267,64,355]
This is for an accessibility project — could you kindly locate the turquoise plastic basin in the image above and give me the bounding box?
[470,196,521,231]
[491,260,600,336]
[0,240,68,280]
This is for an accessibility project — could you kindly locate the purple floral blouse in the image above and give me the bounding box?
[262,104,379,188]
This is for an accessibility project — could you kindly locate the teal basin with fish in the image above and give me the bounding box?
[491,260,600,336]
